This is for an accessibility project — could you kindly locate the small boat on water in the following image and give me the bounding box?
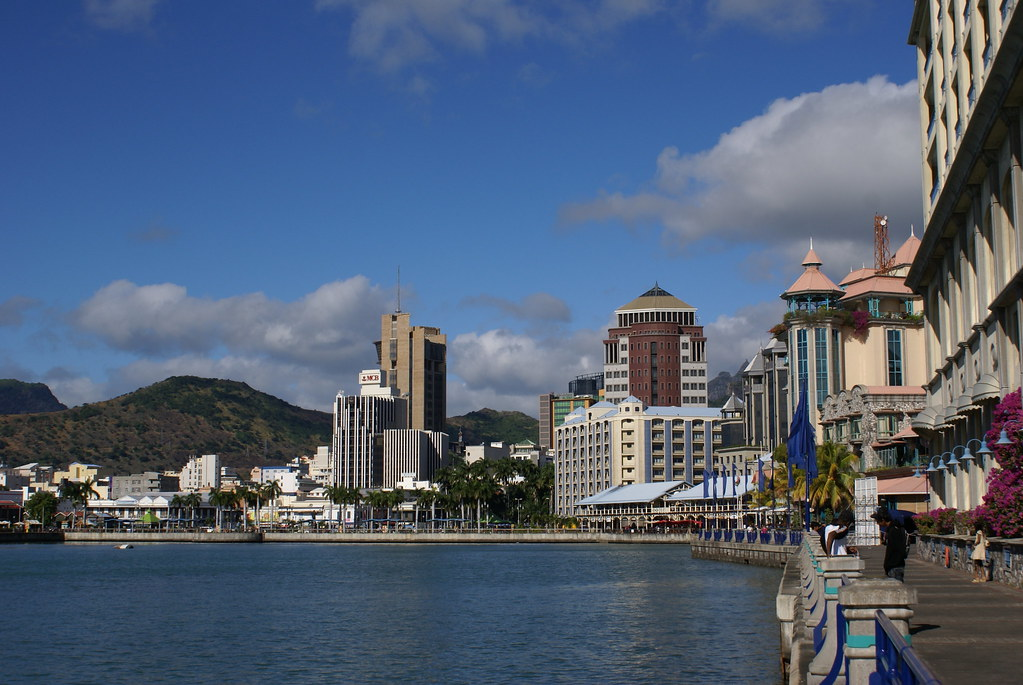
[115,543,134,549]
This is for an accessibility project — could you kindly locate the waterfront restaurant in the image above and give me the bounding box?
[573,473,766,531]
[573,481,689,531]
[665,473,761,529]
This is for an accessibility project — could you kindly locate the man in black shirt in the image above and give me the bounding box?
[874,508,908,582]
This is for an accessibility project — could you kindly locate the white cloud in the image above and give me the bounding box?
[705,301,787,377]
[63,278,391,409]
[447,327,603,415]
[84,0,160,32]
[0,296,41,327]
[461,292,571,323]
[708,0,825,33]
[315,0,665,73]
[561,76,923,259]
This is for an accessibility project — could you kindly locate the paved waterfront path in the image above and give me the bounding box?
[858,545,1023,684]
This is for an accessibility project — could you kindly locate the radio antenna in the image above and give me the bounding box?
[396,266,402,313]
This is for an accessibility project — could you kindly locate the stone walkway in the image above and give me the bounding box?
[858,545,1023,684]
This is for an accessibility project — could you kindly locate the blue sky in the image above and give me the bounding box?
[1,0,922,417]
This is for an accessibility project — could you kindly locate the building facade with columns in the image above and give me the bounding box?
[907,1,1023,509]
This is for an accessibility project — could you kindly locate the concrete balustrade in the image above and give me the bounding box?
[839,580,916,685]
[778,540,920,685]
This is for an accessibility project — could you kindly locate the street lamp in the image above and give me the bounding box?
[960,437,992,463]
[924,454,947,473]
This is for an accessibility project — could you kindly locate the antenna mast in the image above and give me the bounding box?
[396,266,401,313]
[874,214,892,274]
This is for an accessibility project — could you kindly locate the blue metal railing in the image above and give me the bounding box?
[697,529,806,546]
[873,610,941,685]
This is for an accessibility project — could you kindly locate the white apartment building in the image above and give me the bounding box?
[553,397,725,517]
[332,370,408,489]
[179,454,220,491]
[907,1,1023,508]
[382,429,449,489]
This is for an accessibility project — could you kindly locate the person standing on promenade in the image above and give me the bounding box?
[875,509,908,581]
[825,511,854,556]
[971,526,989,583]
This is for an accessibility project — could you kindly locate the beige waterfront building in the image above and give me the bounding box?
[778,230,928,471]
[906,1,1023,509]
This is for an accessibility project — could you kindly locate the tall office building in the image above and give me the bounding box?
[376,312,447,433]
[906,2,1023,509]
[602,285,708,407]
[332,370,407,489]
[538,393,599,450]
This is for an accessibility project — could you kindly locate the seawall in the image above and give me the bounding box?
[690,539,795,568]
[45,530,697,544]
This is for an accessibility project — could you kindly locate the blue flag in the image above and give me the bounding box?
[730,463,737,496]
[702,469,709,499]
[787,384,818,480]
[757,458,765,493]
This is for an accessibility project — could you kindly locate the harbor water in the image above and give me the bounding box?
[1,543,781,684]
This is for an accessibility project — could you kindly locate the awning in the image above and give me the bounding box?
[973,374,1002,403]
[877,476,929,496]
[891,425,919,440]
[911,407,937,429]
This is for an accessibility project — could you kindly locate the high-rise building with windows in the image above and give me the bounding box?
[906,1,1023,509]
[376,312,447,433]
[332,371,407,489]
[602,285,708,407]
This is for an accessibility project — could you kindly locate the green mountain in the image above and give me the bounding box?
[0,376,331,473]
[0,379,67,415]
[445,408,539,446]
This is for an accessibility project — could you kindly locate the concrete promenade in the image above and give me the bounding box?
[858,545,1023,684]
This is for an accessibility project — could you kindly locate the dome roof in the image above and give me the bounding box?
[617,284,693,311]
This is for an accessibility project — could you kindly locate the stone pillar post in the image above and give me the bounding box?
[839,579,916,685]
[807,556,864,685]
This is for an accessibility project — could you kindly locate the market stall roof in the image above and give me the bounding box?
[667,473,757,501]
[576,481,687,506]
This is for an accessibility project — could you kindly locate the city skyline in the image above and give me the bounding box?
[2,1,921,417]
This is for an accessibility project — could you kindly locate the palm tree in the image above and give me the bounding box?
[261,480,283,528]
[208,487,236,531]
[363,490,389,530]
[385,489,406,527]
[59,478,98,529]
[415,489,440,531]
[235,486,258,530]
[809,442,860,516]
[182,492,202,528]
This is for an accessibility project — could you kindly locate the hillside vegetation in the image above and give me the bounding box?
[0,376,331,473]
[0,379,67,415]
[445,408,539,446]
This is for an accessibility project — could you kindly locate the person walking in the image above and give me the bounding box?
[971,525,989,583]
[876,508,908,582]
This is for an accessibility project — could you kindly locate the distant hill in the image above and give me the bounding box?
[445,408,539,446]
[0,376,331,473]
[0,379,67,415]
[708,366,744,408]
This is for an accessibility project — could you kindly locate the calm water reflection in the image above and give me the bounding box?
[1,543,781,684]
